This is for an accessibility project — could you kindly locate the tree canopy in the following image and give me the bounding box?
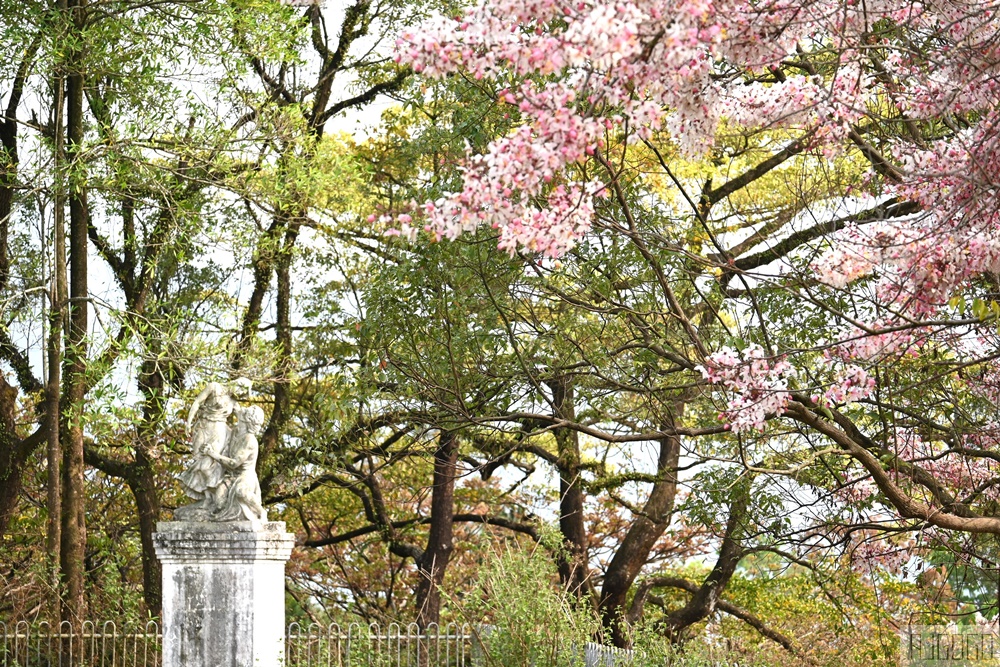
[3,0,1000,664]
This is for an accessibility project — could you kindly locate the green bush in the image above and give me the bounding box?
[455,541,600,667]
[449,538,751,667]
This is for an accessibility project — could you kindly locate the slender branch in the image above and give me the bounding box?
[720,198,921,283]
[704,131,815,205]
[302,513,540,548]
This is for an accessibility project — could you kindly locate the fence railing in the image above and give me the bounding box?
[286,623,476,666]
[0,621,161,667]
[0,622,636,667]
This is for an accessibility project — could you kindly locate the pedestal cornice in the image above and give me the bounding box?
[154,521,295,564]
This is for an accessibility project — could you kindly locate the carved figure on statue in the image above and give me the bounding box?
[211,405,268,522]
[175,378,252,521]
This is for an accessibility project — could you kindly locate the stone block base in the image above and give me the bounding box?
[154,521,295,667]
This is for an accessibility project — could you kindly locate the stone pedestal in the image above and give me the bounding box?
[154,521,295,667]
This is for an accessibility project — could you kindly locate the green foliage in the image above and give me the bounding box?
[451,540,600,667]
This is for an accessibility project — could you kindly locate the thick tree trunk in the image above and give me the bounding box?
[130,452,162,616]
[549,377,592,600]
[84,446,163,618]
[661,494,748,639]
[60,1,89,620]
[600,422,682,647]
[258,216,300,497]
[415,433,459,629]
[0,373,25,535]
[46,296,63,607]
[132,359,166,617]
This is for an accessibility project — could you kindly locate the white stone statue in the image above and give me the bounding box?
[175,378,255,521]
[210,405,268,522]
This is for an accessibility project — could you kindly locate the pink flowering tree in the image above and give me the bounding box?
[368,0,1000,647]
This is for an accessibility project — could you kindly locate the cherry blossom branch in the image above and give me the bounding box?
[704,130,816,206]
[787,403,1000,534]
[720,199,922,285]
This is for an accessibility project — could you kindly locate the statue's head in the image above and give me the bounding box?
[230,377,253,399]
[241,405,266,435]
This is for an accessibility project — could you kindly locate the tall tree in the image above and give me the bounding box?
[414,432,458,628]
[59,0,90,621]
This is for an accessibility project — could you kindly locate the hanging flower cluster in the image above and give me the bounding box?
[696,345,797,433]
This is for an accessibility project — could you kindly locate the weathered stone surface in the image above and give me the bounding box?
[154,521,295,667]
[176,379,268,522]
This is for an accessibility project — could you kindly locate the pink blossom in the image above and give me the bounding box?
[391,0,1000,294]
[696,344,796,433]
[822,365,875,405]
[394,0,905,255]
